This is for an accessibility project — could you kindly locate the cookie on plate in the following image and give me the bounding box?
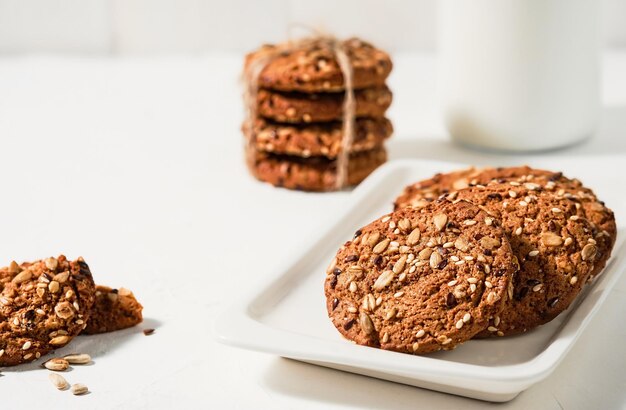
[451,183,607,336]
[0,256,96,366]
[246,38,392,93]
[324,199,515,354]
[247,117,392,158]
[256,86,392,123]
[83,286,143,335]
[395,166,616,282]
[252,147,387,192]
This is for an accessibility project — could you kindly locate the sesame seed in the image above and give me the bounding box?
[528,250,539,257]
[448,280,457,286]
[375,296,382,306]
[393,228,400,234]
[394,291,404,298]
[532,284,543,292]
[570,276,578,285]
[485,281,492,288]
[409,266,416,273]
[389,221,396,229]
[450,255,460,262]
[464,256,474,261]
[382,332,389,343]
[416,329,426,338]
[552,207,562,213]
[412,342,420,352]
[443,242,454,248]
[570,215,580,221]
[467,277,478,284]
[455,319,464,329]
[494,316,501,326]
[484,217,493,226]
[509,191,517,198]
[463,220,477,226]
[381,216,391,223]
[514,227,523,236]
[470,283,477,293]
[463,313,471,323]
[519,201,528,207]
[347,307,357,313]
[398,272,407,282]
[454,260,465,265]
[488,326,497,332]
[497,331,504,337]
[564,237,573,246]
[22,341,31,350]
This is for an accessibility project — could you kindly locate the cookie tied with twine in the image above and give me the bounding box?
[242,36,392,191]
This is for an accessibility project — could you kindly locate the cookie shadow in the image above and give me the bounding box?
[0,317,161,373]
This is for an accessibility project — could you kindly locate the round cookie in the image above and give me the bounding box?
[451,183,604,336]
[324,199,515,354]
[251,147,387,192]
[0,256,96,366]
[394,166,616,284]
[395,166,615,248]
[83,285,143,335]
[246,38,392,93]
[393,167,489,209]
[256,86,392,123]
[247,117,392,158]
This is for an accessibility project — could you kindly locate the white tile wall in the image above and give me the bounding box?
[0,0,624,54]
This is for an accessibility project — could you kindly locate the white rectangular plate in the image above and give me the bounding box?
[215,159,625,402]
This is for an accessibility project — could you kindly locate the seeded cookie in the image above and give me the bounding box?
[246,38,392,93]
[247,117,392,158]
[256,86,392,123]
[449,183,605,336]
[252,147,387,192]
[83,286,143,335]
[0,256,96,366]
[395,166,616,283]
[324,199,515,354]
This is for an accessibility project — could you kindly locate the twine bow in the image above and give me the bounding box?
[242,34,356,191]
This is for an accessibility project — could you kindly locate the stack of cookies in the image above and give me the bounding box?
[325,166,616,354]
[243,37,393,192]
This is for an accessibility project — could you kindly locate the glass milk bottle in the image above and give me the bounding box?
[439,0,601,151]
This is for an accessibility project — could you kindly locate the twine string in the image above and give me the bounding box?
[242,34,355,190]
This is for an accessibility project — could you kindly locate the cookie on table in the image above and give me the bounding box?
[324,199,515,354]
[0,256,96,366]
[451,183,606,336]
[256,86,392,123]
[246,38,392,93]
[83,286,143,335]
[251,147,387,192]
[247,117,392,158]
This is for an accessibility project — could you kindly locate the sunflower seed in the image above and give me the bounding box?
[12,270,32,284]
[44,358,69,371]
[373,238,390,254]
[49,373,69,390]
[71,383,89,395]
[433,214,448,231]
[372,270,395,290]
[393,255,407,274]
[429,252,443,269]
[582,244,597,261]
[407,228,421,245]
[541,232,563,247]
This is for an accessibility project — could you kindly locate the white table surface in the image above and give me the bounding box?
[0,51,625,409]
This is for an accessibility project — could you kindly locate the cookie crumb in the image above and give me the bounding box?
[143,328,155,336]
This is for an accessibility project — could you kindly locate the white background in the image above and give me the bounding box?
[0,0,625,54]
